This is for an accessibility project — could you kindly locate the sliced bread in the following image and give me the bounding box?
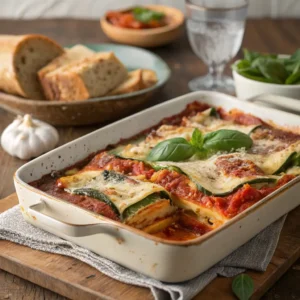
[38,44,95,99]
[42,52,128,101]
[108,69,143,96]
[0,34,64,99]
[142,69,158,88]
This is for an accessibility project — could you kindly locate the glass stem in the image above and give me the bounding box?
[209,64,225,88]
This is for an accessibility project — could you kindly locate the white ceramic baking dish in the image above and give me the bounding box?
[14,91,300,283]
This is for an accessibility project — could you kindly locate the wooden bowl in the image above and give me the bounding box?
[0,90,155,126]
[100,5,185,48]
[0,43,171,126]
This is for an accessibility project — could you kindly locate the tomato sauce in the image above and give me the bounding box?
[106,10,167,29]
[30,102,299,241]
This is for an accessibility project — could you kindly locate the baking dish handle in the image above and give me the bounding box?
[28,200,118,237]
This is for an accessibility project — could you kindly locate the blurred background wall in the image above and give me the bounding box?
[1,0,300,19]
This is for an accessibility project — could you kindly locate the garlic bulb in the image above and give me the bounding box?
[1,114,59,160]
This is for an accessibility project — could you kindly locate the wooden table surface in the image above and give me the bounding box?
[0,18,299,300]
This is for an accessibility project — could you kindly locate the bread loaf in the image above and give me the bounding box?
[142,69,158,88]
[38,45,94,99]
[0,34,64,99]
[108,69,143,96]
[42,52,128,101]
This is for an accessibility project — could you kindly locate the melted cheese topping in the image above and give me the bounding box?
[182,108,259,134]
[240,141,300,174]
[154,156,280,196]
[59,170,167,213]
[118,108,258,161]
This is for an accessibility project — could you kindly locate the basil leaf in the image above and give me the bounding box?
[203,129,253,153]
[190,128,203,149]
[133,7,164,23]
[147,138,196,162]
[232,274,254,300]
[285,70,300,85]
[253,57,288,84]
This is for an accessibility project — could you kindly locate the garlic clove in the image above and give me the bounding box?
[1,114,59,160]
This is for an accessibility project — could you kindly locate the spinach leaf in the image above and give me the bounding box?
[203,129,253,153]
[232,274,254,300]
[243,49,260,62]
[238,71,274,83]
[290,49,300,61]
[133,7,164,23]
[234,48,300,85]
[146,137,196,162]
[252,57,288,84]
[232,59,251,71]
[285,70,300,84]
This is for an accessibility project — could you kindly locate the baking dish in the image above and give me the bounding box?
[14,91,300,283]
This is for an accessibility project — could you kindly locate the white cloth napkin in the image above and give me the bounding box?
[0,205,285,300]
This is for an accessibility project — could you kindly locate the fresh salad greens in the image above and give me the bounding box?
[133,7,165,23]
[232,48,300,85]
[146,128,253,162]
[232,274,254,300]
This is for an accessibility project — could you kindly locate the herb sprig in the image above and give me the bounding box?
[232,48,300,85]
[146,128,253,162]
[133,7,165,24]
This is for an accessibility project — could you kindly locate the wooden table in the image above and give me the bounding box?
[0,18,299,300]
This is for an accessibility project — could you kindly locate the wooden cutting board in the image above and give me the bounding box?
[0,193,300,300]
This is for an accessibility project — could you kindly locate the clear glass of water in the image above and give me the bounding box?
[186,0,248,93]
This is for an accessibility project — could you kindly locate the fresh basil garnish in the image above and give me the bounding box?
[202,129,253,153]
[190,128,203,149]
[146,137,196,162]
[133,7,164,23]
[232,48,300,85]
[147,128,253,162]
[232,274,254,300]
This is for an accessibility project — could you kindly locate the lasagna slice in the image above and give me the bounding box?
[182,108,260,134]
[57,169,176,231]
[152,154,283,227]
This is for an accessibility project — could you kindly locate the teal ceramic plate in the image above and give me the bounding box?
[66,43,171,102]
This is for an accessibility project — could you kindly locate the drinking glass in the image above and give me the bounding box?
[186,0,248,93]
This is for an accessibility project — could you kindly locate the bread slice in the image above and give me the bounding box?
[142,69,158,88]
[38,44,95,99]
[43,52,128,101]
[108,69,143,96]
[0,34,64,99]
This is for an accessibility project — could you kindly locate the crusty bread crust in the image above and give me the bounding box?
[108,69,143,96]
[43,52,128,101]
[142,69,158,88]
[39,45,94,99]
[0,34,63,99]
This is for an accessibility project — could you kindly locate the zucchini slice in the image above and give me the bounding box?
[153,157,280,196]
[60,170,173,223]
[72,188,120,216]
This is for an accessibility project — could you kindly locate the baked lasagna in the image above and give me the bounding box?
[31,102,300,241]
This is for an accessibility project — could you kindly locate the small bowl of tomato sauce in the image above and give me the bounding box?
[100,5,184,48]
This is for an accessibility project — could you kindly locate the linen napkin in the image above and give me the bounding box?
[0,205,285,300]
